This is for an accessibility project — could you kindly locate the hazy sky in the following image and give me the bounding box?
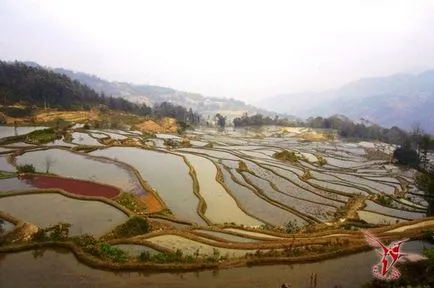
[1,0,434,104]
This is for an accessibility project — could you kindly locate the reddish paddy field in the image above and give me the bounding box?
[20,175,121,199]
[140,193,164,213]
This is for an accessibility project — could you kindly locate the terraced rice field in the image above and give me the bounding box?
[180,153,263,226]
[0,192,128,236]
[0,175,120,198]
[145,234,258,257]
[15,148,145,195]
[0,125,431,275]
[91,147,206,225]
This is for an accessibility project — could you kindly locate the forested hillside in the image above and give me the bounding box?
[0,61,151,116]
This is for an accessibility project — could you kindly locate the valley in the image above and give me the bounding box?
[1,119,433,287]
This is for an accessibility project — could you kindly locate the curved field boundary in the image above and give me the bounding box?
[239,171,319,224]
[223,166,313,225]
[253,160,352,201]
[214,164,274,227]
[1,218,433,272]
[10,146,167,213]
[176,150,266,226]
[0,189,133,218]
[177,153,212,226]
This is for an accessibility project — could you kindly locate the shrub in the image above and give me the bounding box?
[423,247,434,260]
[26,128,60,144]
[111,216,151,238]
[0,106,34,118]
[115,193,147,215]
[316,155,327,167]
[139,251,152,262]
[285,220,299,233]
[422,230,434,244]
[99,242,128,263]
[377,195,393,207]
[32,223,71,242]
[238,161,248,171]
[301,169,312,180]
[16,164,36,174]
[273,150,299,163]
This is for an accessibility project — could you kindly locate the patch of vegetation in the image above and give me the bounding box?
[99,242,128,263]
[301,169,312,180]
[109,216,151,238]
[424,247,434,260]
[26,128,61,144]
[284,219,300,233]
[138,249,194,263]
[71,235,128,263]
[422,230,434,244]
[0,106,35,118]
[177,121,191,135]
[316,155,327,167]
[393,146,420,168]
[273,150,299,163]
[163,138,179,148]
[63,132,73,142]
[415,168,434,216]
[141,131,156,139]
[16,164,36,174]
[238,160,248,172]
[32,223,71,242]
[0,219,4,234]
[115,193,147,215]
[377,195,394,207]
[0,171,16,179]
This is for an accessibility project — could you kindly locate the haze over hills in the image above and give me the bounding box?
[22,62,284,121]
[261,71,434,132]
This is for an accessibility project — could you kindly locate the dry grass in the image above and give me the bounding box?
[135,117,177,133]
[35,110,100,122]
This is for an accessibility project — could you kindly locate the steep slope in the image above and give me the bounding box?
[262,71,434,132]
[0,61,151,116]
[49,66,278,118]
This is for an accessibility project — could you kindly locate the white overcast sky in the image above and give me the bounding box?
[1,0,434,103]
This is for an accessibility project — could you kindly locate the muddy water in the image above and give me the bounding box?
[91,147,206,225]
[0,193,128,236]
[0,241,430,288]
[16,148,145,195]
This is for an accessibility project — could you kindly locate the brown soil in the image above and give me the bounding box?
[135,117,177,133]
[139,193,164,213]
[35,110,99,122]
[298,131,326,141]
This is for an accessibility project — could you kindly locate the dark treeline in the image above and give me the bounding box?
[305,115,409,145]
[0,61,200,125]
[233,113,433,147]
[153,102,201,124]
[233,113,299,127]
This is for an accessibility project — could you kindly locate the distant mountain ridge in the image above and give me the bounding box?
[262,70,434,132]
[22,62,284,120]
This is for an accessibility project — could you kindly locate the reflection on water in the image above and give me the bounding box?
[0,241,430,288]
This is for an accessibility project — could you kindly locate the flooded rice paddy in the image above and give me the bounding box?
[0,125,431,285]
[0,193,128,236]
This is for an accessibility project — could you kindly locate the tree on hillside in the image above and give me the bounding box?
[215,113,226,129]
[415,168,434,216]
[393,146,420,168]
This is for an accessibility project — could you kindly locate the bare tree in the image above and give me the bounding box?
[45,156,56,173]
